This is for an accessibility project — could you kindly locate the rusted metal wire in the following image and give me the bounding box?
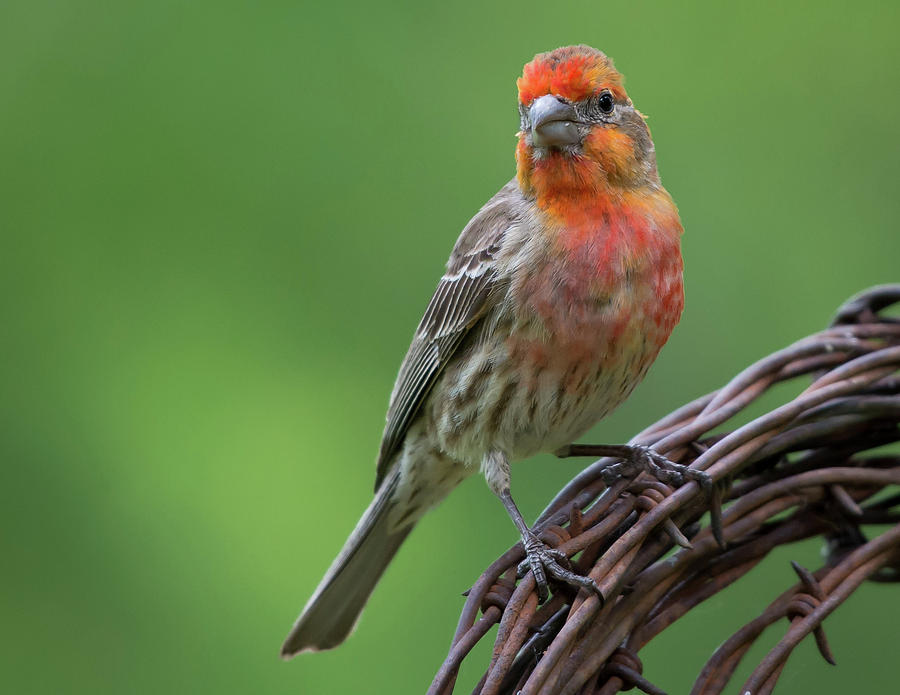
[428,285,900,695]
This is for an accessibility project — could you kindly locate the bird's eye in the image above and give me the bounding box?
[598,91,614,114]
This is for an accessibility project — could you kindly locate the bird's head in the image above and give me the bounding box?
[515,46,659,196]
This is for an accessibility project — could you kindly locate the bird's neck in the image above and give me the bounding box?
[517,147,682,291]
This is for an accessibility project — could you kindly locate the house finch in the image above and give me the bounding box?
[282,45,687,657]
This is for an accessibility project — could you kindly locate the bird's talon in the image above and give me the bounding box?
[681,465,713,488]
[516,534,596,602]
[601,467,624,485]
[544,546,571,567]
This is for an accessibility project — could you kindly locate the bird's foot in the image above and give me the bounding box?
[558,443,725,548]
[558,442,712,491]
[516,531,603,603]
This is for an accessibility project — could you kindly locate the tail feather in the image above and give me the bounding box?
[281,468,410,657]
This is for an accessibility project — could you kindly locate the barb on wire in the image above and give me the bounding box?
[428,285,900,695]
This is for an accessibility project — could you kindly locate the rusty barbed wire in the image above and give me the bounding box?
[428,284,900,695]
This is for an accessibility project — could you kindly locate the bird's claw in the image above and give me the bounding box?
[516,532,603,603]
[563,443,726,549]
[636,445,713,491]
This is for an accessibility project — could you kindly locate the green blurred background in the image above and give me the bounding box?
[3,1,899,692]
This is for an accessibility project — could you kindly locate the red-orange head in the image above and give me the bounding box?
[515,46,659,197]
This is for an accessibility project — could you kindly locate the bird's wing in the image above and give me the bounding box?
[374,181,526,489]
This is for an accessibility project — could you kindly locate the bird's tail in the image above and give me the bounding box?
[280,467,412,657]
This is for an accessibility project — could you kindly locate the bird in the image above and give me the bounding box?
[281,44,688,657]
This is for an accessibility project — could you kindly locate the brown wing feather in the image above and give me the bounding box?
[374,181,525,489]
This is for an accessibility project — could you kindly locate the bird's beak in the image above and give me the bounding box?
[529,95,581,147]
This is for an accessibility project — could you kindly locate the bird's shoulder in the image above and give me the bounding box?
[418,180,533,338]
